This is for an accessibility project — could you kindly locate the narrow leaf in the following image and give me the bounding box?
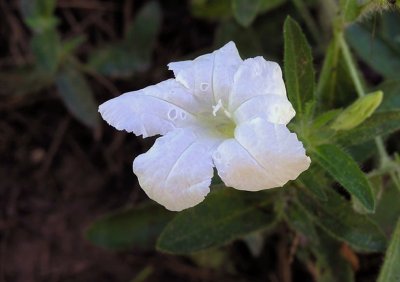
[377,218,400,282]
[232,0,261,27]
[336,110,400,146]
[283,16,315,118]
[313,144,375,211]
[157,189,278,254]
[55,65,99,128]
[86,204,173,250]
[298,187,387,252]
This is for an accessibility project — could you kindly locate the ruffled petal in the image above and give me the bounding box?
[229,57,287,112]
[233,95,295,125]
[133,128,222,211]
[168,41,242,109]
[98,79,201,138]
[213,118,310,191]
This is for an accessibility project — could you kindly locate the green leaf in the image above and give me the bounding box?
[86,204,173,250]
[31,28,60,73]
[346,23,400,79]
[298,187,387,252]
[331,91,383,131]
[89,1,161,77]
[312,144,375,211]
[336,110,400,146]
[157,189,278,254]
[55,65,99,128]
[285,199,319,242]
[371,181,400,237]
[232,0,261,27]
[283,16,315,119]
[377,217,400,282]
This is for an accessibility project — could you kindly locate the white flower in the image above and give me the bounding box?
[99,42,311,211]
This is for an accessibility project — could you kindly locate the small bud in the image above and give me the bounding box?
[331,91,383,131]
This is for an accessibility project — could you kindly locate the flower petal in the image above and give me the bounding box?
[229,57,287,112]
[133,128,221,211]
[98,79,201,137]
[233,95,295,125]
[168,41,242,109]
[213,118,310,191]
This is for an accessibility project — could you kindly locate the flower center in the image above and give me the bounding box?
[199,99,236,138]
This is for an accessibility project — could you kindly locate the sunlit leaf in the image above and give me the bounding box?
[157,189,279,254]
[86,204,174,250]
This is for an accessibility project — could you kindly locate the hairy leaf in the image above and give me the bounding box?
[313,144,375,211]
[298,188,387,252]
[283,16,315,119]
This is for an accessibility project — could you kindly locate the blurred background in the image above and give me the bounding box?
[1,0,400,281]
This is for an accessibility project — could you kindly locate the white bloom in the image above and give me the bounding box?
[99,42,311,211]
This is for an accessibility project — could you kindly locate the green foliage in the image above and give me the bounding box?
[346,21,400,79]
[86,204,174,250]
[377,218,400,282]
[30,29,60,73]
[55,65,99,128]
[283,16,315,120]
[298,187,387,252]
[336,110,400,146]
[378,80,400,111]
[312,144,375,212]
[8,1,400,278]
[157,189,279,254]
[89,1,161,77]
[371,181,400,237]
